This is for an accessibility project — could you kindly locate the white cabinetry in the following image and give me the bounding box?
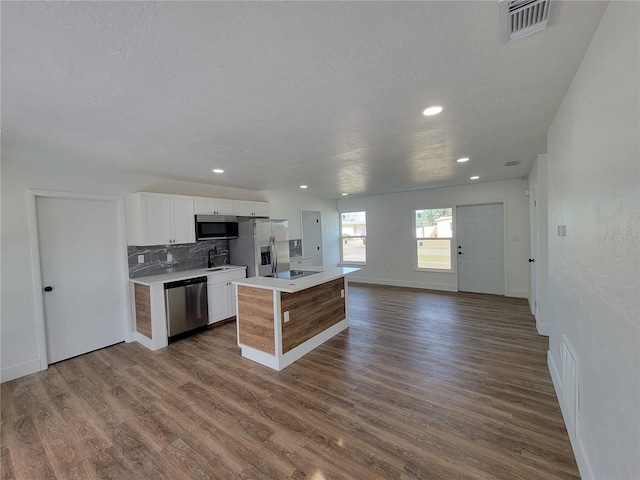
[207,269,246,324]
[234,200,270,218]
[193,196,235,216]
[130,192,195,246]
[291,257,313,269]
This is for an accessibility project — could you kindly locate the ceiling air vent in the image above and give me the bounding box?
[504,160,520,166]
[498,0,556,43]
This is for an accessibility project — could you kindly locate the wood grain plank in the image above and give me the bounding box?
[237,285,274,354]
[281,277,346,353]
[134,283,152,338]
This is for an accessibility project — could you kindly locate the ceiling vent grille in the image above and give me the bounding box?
[498,0,556,43]
[504,160,520,166]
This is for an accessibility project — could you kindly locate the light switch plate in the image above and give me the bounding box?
[558,225,567,236]
[137,254,145,264]
[283,311,290,323]
[340,289,345,298]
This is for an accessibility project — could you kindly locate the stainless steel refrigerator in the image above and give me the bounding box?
[230,219,290,277]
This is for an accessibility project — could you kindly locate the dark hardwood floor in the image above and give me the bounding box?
[1,284,580,479]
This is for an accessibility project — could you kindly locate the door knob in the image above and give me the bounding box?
[44,286,53,292]
[529,258,535,263]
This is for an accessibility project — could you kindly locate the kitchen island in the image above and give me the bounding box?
[232,266,359,370]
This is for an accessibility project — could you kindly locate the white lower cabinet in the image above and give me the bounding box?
[207,269,245,324]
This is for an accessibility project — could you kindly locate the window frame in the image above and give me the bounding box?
[413,207,455,273]
[339,210,367,265]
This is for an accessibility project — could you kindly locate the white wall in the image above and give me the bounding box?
[546,2,639,478]
[528,154,549,335]
[0,158,337,382]
[337,178,530,297]
[261,190,339,267]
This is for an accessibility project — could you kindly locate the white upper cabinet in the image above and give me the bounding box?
[234,200,270,218]
[170,195,196,244]
[193,197,235,216]
[130,192,195,246]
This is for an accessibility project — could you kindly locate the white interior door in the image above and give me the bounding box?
[36,196,127,363]
[457,203,505,295]
[302,210,323,266]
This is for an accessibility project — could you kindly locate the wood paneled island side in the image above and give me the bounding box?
[232,267,359,370]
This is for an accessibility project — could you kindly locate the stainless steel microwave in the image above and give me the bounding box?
[195,215,238,240]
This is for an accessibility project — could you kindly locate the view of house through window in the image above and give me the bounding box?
[415,208,453,270]
[340,211,366,263]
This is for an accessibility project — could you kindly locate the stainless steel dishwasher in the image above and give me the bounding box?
[164,276,208,342]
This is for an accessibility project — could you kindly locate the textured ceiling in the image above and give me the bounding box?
[1,1,609,199]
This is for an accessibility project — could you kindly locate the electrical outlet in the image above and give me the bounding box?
[137,254,145,264]
[167,253,173,262]
[283,311,290,323]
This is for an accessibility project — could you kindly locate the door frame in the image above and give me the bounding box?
[528,186,539,317]
[455,200,508,295]
[27,189,132,371]
[301,209,323,266]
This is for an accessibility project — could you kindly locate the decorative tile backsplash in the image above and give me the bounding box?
[128,240,230,278]
[289,239,303,258]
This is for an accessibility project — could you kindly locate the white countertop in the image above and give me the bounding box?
[232,266,360,293]
[130,265,246,286]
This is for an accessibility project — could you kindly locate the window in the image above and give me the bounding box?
[340,211,366,264]
[415,208,453,271]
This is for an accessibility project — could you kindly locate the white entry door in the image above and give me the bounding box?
[36,196,127,364]
[302,210,323,266]
[457,203,505,295]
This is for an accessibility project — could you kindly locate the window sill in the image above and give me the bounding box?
[414,268,455,274]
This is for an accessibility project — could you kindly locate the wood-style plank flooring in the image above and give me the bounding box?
[1,284,580,479]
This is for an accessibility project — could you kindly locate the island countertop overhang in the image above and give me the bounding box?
[232,266,360,293]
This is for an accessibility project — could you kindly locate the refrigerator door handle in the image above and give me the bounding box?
[270,236,275,274]
[274,240,278,273]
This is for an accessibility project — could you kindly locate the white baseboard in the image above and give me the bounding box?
[349,277,457,292]
[548,351,594,479]
[134,332,153,350]
[536,319,549,336]
[506,289,529,298]
[1,358,43,383]
[241,319,350,371]
[349,277,412,288]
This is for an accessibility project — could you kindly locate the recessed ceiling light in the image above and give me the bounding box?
[423,105,443,116]
[457,157,469,163]
[300,185,308,189]
[470,176,480,180]
[212,169,224,174]
[342,193,348,196]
